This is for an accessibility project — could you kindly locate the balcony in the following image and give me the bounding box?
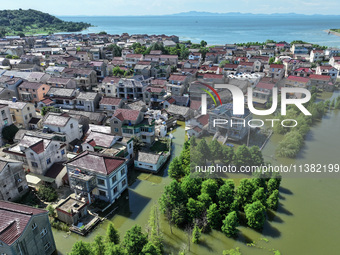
[69,169,96,193]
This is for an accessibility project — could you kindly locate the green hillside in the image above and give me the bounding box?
[0,9,91,37]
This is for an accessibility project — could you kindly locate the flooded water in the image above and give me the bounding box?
[53,93,340,254]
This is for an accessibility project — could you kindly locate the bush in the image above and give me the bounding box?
[2,124,19,143]
[37,186,58,202]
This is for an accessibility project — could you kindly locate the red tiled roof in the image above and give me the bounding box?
[100,97,122,106]
[30,140,44,154]
[0,201,47,245]
[276,43,285,47]
[166,97,176,104]
[193,126,202,133]
[197,114,209,126]
[190,100,201,110]
[147,87,164,93]
[319,65,336,70]
[223,64,238,69]
[41,98,54,105]
[287,76,310,83]
[113,108,140,121]
[294,67,314,73]
[18,81,44,89]
[239,62,254,67]
[126,54,143,58]
[169,75,187,82]
[160,55,178,59]
[203,73,223,79]
[67,151,126,175]
[256,82,275,90]
[270,64,284,69]
[309,74,331,81]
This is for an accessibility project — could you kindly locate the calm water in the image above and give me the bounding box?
[53,91,340,255]
[59,15,340,47]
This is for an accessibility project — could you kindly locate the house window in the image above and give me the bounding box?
[114,121,118,124]
[129,143,132,149]
[32,223,37,230]
[122,179,126,187]
[142,135,147,140]
[40,228,47,237]
[70,123,74,129]
[46,158,51,165]
[121,169,125,176]
[113,187,118,195]
[111,106,115,110]
[44,242,51,251]
[98,179,105,186]
[29,113,32,118]
[18,186,23,193]
[42,87,45,90]
[61,149,65,155]
[31,162,38,167]
[107,90,111,93]
[24,115,28,120]
[99,190,106,197]
[112,175,117,184]
[33,95,37,98]
[114,128,119,132]
[58,127,61,132]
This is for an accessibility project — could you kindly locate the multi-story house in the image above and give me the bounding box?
[0,75,23,98]
[265,64,285,80]
[0,201,56,255]
[116,76,152,101]
[110,108,155,144]
[0,157,28,201]
[309,74,334,92]
[61,68,97,90]
[42,113,83,144]
[251,82,275,107]
[17,82,50,103]
[292,67,314,77]
[102,77,121,97]
[0,99,36,129]
[208,103,252,142]
[4,133,67,175]
[0,104,12,145]
[310,50,325,62]
[75,92,101,112]
[290,43,312,55]
[144,86,168,108]
[99,97,123,116]
[38,87,78,110]
[285,76,311,88]
[315,65,338,81]
[124,53,143,67]
[46,77,77,89]
[66,151,128,204]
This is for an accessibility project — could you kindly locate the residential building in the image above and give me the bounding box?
[99,97,123,116]
[285,76,311,88]
[0,201,56,255]
[42,113,83,144]
[309,74,334,92]
[0,99,36,129]
[75,92,101,112]
[208,103,252,141]
[310,50,325,62]
[0,157,28,201]
[110,108,155,144]
[315,65,338,80]
[66,151,128,204]
[17,82,50,103]
[116,76,152,101]
[0,104,12,145]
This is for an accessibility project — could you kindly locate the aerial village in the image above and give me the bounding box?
[0,32,339,254]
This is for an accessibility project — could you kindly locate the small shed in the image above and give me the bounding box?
[56,197,88,225]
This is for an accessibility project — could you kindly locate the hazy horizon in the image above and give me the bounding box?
[1,0,340,16]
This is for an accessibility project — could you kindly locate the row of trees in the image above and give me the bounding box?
[69,218,163,255]
[275,88,335,158]
[160,138,281,244]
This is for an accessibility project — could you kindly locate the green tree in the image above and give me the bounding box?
[200,40,208,47]
[249,146,264,166]
[201,179,219,202]
[122,225,148,255]
[106,223,120,244]
[69,241,93,255]
[197,192,212,208]
[191,224,202,244]
[37,185,58,202]
[196,138,211,164]
[186,198,204,222]
[222,146,234,165]
[92,235,105,255]
[209,139,223,163]
[180,175,202,199]
[141,241,160,255]
[221,211,239,237]
[267,177,281,195]
[159,180,186,213]
[269,57,275,64]
[244,201,266,229]
[108,44,122,57]
[267,189,279,210]
[2,124,19,143]
[207,203,221,229]
[168,156,184,180]
[99,31,107,35]
[237,179,255,209]
[104,243,126,255]
[46,204,56,218]
[234,145,252,167]
[217,182,235,214]
[112,66,126,77]
[252,187,267,207]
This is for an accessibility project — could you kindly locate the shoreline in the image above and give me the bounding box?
[325,29,340,37]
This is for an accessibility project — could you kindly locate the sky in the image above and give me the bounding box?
[1,0,340,16]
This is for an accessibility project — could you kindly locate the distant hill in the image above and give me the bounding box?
[0,9,91,37]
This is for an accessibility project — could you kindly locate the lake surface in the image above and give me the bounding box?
[59,15,340,47]
[53,91,340,254]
